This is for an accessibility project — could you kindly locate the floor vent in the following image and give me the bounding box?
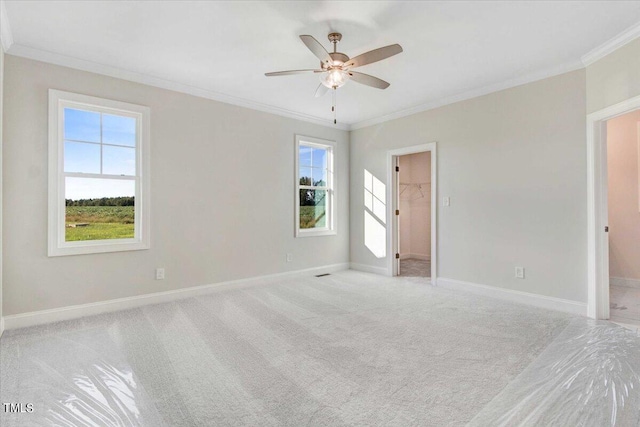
[315,273,331,277]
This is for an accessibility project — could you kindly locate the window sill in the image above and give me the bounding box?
[48,239,149,257]
[295,229,337,238]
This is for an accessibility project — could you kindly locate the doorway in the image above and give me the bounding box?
[605,110,640,327]
[587,94,640,321]
[387,143,437,280]
[397,152,432,277]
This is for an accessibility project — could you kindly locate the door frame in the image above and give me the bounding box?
[587,94,640,319]
[386,143,437,281]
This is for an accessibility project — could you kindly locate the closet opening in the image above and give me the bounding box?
[397,152,431,277]
[604,110,640,327]
[387,143,437,280]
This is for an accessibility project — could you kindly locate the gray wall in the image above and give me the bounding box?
[3,55,349,316]
[587,38,640,114]
[350,70,587,302]
[7,35,640,318]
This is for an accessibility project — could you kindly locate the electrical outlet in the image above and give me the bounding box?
[443,197,451,207]
[155,268,165,280]
[515,266,525,279]
[286,253,293,262]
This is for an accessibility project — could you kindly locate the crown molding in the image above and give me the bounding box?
[0,0,14,52]
[6,43,350,131]
[4,16,636,132]
[9,41,585,133]
[581,21,640,67]
[350,59,584,130]
[0,0,638,131]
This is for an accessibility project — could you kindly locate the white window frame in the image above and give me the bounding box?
[48,89,151,256]
[295,135,336,237]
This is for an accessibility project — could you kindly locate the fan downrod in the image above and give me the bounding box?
[323,33,349,66]
[328,32,342,52]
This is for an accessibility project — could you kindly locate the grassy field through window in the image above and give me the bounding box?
[300,205,326,229]
[65,205,134,241]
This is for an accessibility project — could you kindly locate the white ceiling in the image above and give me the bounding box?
[3,1,640,129]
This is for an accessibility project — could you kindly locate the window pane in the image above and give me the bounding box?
[64,141,100,173]
[299,189,327,229]
[64,108,100,142]
[299,145,312,167]
[65,177,135,242]
[312,167,327,186]
[103,114,136,147]
[311,148,327,169]
[299,167,312,186]
[103,145,136,176]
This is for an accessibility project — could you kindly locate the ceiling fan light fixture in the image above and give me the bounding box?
[265,33,403,124]
[320,68,349,89]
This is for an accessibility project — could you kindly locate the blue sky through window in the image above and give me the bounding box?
[103,114,136,146]
[64,108,136,200]
[66,177,135,200]
[64,141,100,174]
[103,145,135,176]
[64,108,100,142]
[299,145,328,186]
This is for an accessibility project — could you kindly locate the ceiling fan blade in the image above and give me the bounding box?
[348,71,390,89]
[299,35,332,65]
[265,69,323,76]
[345,44,403,68]
[314,83,329,98]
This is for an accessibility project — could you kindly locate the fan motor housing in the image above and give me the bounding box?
[322,52,350,69]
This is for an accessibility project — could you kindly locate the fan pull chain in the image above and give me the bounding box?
[332,87,337,124]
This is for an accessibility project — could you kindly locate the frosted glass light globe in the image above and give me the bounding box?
[320,69,349,89]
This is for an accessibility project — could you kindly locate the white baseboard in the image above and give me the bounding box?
[436,277,587,316]
[400,253,430,261]
[2,263,350,331]
[349,262,390,276]
[610,276,640,289]
[611,321,640,334]
[0,317,4,338]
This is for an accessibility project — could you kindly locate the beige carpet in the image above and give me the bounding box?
[1,270,638,426]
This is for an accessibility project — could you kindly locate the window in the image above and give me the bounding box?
[48,90,150,256]
[295,135,336,237]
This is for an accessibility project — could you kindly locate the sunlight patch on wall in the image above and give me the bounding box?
[364,169,386,223]
[364,169,386,258]
[364,211,386,258]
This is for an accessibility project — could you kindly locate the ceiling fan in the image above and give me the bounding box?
[265,33,403,123]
